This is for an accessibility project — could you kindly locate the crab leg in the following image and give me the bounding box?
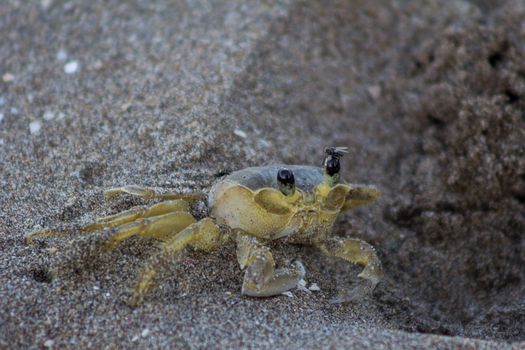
[128,218,222,307]
[341,184,381,211]
[317,237,383,303]
[104,211,196,250]
[104,185,205,201]
[25,200,190,244]
[236,233,305,297]
[96,199,189,224]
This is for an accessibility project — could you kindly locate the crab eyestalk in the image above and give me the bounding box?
[323,147,348,187]
[277,168,295,196]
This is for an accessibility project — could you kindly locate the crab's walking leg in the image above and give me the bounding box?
[342,184,381,211]
[94,199,189,227]
[25,200,190,245]
[317,237,382,303]
[104,185,205,201]
[104,211,197,250]
[128,218,223,307]
[236,233,305,297]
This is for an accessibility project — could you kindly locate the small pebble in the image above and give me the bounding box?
[41,0,53,9]
[367,85,381,100]
[297,279,311,293]
[0,96,5,106]
[258,138,270,148]
[10,107,19,114]
[43,339,54,348]
[121,102,132,111]
[0,113,4,123]
[141,329,150,337]
[56,49,67,61]
[281,291,294,298]
[309,283,321,292]
[43,111,55,121]
[234,128,247,138]
[64,61,79,74]
[29,120,42,135]
[45,247,58,254]
[2,73,14,82]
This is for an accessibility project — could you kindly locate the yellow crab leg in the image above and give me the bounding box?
[341,184,380,211]
[104,211,196,250]
[128,218,222,307]
[236,232,305,297]
[317,237,383,303]
[25,200,190,244]
[104,185,205,201]
[85,200,190,232]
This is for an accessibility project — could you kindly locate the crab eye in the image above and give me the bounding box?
[277,168,295,196]
[324,156,340,177]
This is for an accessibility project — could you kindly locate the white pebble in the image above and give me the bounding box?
[43,111,54,121]
[281,291,294,298]
[367,85,381,100]
[64,61,79,74]
[297,279,311,293]
[2,73,14,82]
[43,339,54,348]
[233,128,247,138]
[41,0,53,9]
[308,283,321,292]
[29,120,42,135]
[0,96,5,106]
[258,138,270,148]
[10,107,19,114]
[56,49,67,61]
[45,247,58,254]
[141,329,150,337]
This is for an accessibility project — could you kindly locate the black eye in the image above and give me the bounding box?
[324,156,340,177]
[277,168,295,196]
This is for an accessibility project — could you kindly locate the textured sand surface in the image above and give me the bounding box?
[1,0,524,348]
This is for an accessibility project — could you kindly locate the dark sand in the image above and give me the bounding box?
[1,0,524,348]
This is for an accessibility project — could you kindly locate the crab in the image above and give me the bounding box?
[27,147,382,307]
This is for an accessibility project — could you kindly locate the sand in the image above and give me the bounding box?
[1,0,523,348]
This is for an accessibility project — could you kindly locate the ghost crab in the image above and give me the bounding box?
[27,147,382,307]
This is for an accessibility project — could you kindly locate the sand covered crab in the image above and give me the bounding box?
[27,147,382,307]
